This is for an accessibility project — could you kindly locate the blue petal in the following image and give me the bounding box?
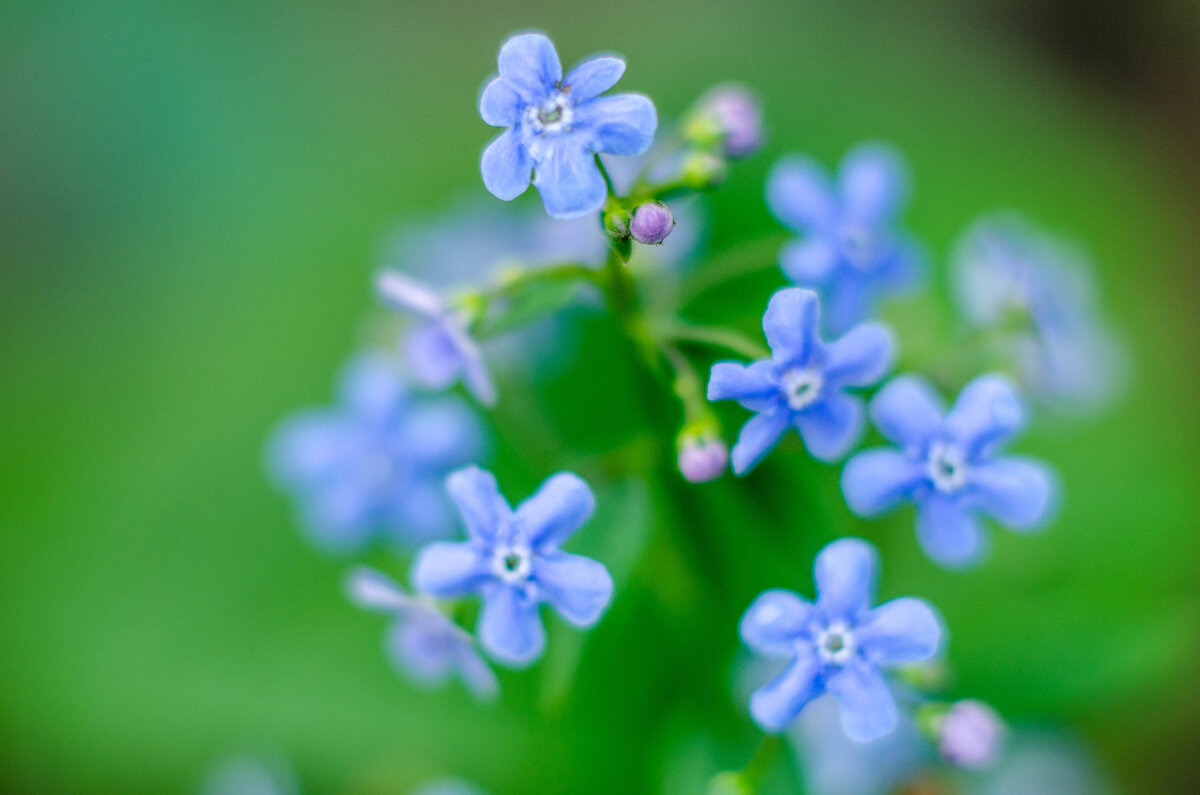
[780,237,838,285]
[576,93,657,157]
[827,660,897,742]
[533,551,613,626]
[870,375,945,448]
[855,597,942,664]
[478,584,545,666]
[445,466,511,543]
[411,542,490,596]
[838,144,908,224]
[916,494,986,568]
[267,411,359,486]
[389,618,456,685]
[454,643,500,701]
[731,409,790,475]
[303,477,376,549]
[532,142,608,219]
[481,128,533,201]
[707,359,779,411]
[338,355,407,425]
[740,589,813,657]
[496,33,561,103]
[386,477,456,544]
[511,472,595,549]
[563,56,625,101]
[946,374,1024,457]
[840,449,923,516]
[821,276,870,337]
[763,287,821,368]
[400,399,483,469]
[405,323,464,391]
[445,324,497,406]
[767,156,835,232]
[749,648,823,732]
[376,271,444,318]
[824,322,895,388]
[969,457,1055,530]
[345,566,414,613]
[813,538,877,619]
[795,393,864,462]
[479,76,524,127]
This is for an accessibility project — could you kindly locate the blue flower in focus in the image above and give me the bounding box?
[841,374,1057,568]
[767,145,923,334]
[740,538,941,741]
[479,33,657,219]
[377,271,497,406]
[412,466,613,666]
[346,567,498,700]
[707,288,895,474]
[268,355,484,550]
[952,213,1126,415]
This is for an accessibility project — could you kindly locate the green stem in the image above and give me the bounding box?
[660,342,710,424]
[595,155,617,197]
[740,735,782,792]
[600,246,661,375]
[662,322,769,361]
[680,234,789,306]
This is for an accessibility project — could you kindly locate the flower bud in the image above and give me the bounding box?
[629,202,675,245]
[677,433,728,483]
[681,151,728,191]
[935,700,1005,769]
[690,84,763,158]
[603,205,631,240]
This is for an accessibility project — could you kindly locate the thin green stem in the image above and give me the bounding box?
[662,322,769,361]
[595,155,617,197]
[679,233,789,306]
[660,342,710,424]
[740,735,782,792]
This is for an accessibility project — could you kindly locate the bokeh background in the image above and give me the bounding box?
[3,1,1199,792]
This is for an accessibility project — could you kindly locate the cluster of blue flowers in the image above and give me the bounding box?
[264,30,1122,792]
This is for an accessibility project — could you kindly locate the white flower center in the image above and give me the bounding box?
[780,368,824,411]
[816,621,856,665]
[927,440,968,493]
[526,92,573,134]
[491,544,532,584]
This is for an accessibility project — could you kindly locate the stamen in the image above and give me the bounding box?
[927,441,969,493]
[780,368,824,411]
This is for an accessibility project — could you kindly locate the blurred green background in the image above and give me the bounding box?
[3,1,1199,792]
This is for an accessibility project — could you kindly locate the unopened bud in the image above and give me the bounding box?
[681,151,728,190]
[630,202,675,245]
[603,205,631,240]
[690,84,763,158]
[677,433,728,483]
[930,700,1005,769]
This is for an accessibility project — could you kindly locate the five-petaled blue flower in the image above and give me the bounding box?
[740,538,942,741]
[707,288,895,474]
[268,354,484,550]
[479,33,657,219]
[346,566,498,700]
[412,466,614,666]
[377,271,497,406]
[767,144,923,334]
[841,374,1057,568]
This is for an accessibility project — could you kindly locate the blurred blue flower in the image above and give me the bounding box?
[952,213,1126,415]
[347,567,498,700]
[268,355,484,551]
[740,538,941,741]
[841,374,1056,568]
[412,466,613,666]
[377,271,497,406]
[767,144,923,334]
[707,288,894,474]
[480,33,657,219]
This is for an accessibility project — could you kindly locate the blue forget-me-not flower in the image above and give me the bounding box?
[268,355,484,550]
[767,145,923,334]
[952,213,1125,415]
[841,374,1056,568]
[707,288,895,474]
[347,567,498,700]
[740,538,942,741]
[479,33,657,219]
[377,271,498,406]
[412,466,613,666]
